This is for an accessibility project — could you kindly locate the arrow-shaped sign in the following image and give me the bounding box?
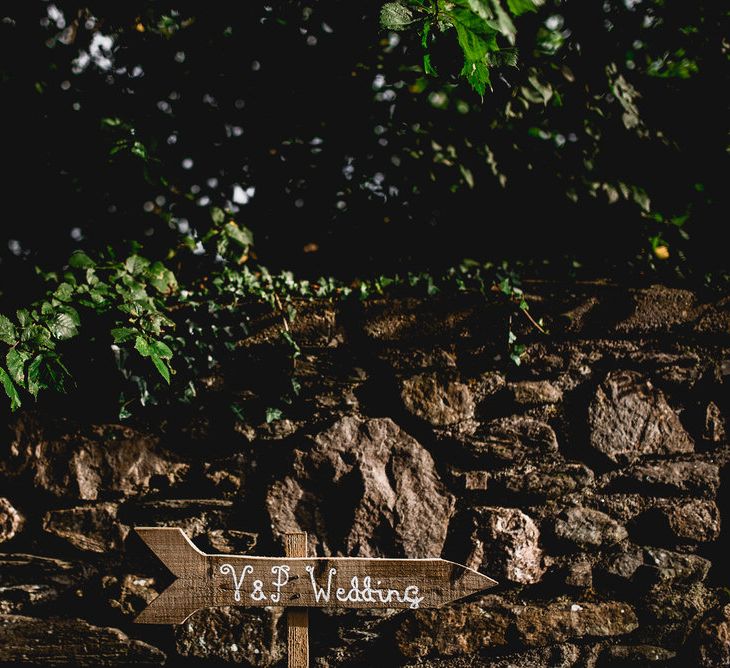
[135,527,497,624]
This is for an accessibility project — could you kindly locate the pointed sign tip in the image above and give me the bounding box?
[456,565,498,598]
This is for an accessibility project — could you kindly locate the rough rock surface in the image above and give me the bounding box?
[461,507,545,584]
[175,606,284,665]
[401,372,475,426]
[102,574,159,618]
[704,402,726,443]
[119,499,235,546]
[688,604,730,667]
[510,380,564,405]
[0,283,727,666]
[599,644,676,665]
[0,497,24,543]
[395,598,638,658]
[0,553,94,614]
[553,506,628,549]
[491,463,594,500]
[640,547,711,584]
[394,600,511,659]
[610,460,720,498]
[589,370,694,464]
[266,416,455,557]
[635,499,721,543]
[42,503,128,553]
[4,418,188,499]
[0,614,165,665]
[512,601,638,646]
[455,416,559,463]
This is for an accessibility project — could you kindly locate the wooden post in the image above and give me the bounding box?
[285,532,309,668]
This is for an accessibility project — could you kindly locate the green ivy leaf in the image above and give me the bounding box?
[380,2,414,30]
[0,315,17,345]
[265,406,283,423]
[6,348,29,385]
[0,367,21,411]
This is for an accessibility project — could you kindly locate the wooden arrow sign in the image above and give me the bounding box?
[134,527,497,625]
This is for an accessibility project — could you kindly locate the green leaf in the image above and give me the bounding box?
[0,315,17,345]
[424,53,438,75]
[147,261,178,294]
[487,47,519,67]
[265,406,283,423]
[134,335,151,357]
[488,0,516,44]
[125,255,150,276]
[6,348,29,385]
[50,313,78,340]
[380,2,414,30]
[0,367,21,411]
[130,141,148,160]
[150,339,173,359]
[150,354,171,384]
[16,309,31,327]
[210,207,226,225]
[467,0,493,20]
[54,282,74,302]
[27,354,44,398]
[110,327,137,343]
[506,0,542,16]
[68,251,96,269]
[58,305,81,326]
[451,10,497,95]
[230,402,246,421]
[223,221,254,249]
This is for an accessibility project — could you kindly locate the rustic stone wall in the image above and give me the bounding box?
[0,282,728,667]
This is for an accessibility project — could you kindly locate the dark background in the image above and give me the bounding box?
[1,0,727,311]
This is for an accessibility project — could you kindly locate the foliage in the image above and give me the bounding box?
[0,2,727,415]
[0,249,541,414]
[0,251,177,410]
[380,0,542,95]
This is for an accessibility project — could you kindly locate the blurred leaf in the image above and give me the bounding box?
[265,406,283,423]
[147,262,178,294]
[506,0,543,15]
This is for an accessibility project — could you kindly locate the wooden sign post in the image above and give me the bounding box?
[135,527,497,667]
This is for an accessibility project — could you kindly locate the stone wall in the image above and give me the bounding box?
[0,282,728,667]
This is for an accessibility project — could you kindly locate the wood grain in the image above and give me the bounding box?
[134,527,497,625]
[285,533,309,668]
